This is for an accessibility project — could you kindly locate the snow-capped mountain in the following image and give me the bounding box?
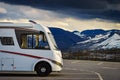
[77,32,110,44]
[93,33,120,49]
[70,33,109,51]
[70,29,120,52]
[73,31,85,38]
[49,28,120,52]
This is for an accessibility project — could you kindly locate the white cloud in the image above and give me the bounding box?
[64,18,120,31]
[0,7,7,13]
[0,2,60,20]
[116,23,120,27]
[18,6,59,20]
[0,2,120,31]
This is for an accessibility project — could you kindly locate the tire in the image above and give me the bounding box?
[35,62,51,77]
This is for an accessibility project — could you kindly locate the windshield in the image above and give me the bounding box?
[48,33,58,50]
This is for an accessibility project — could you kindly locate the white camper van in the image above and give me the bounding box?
[0,21,63,76]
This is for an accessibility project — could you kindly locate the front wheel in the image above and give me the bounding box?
[35,62,52,77]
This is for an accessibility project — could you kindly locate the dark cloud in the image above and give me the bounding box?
[0,0,120,22]
[0,0,108,9]
[107,0,120,4]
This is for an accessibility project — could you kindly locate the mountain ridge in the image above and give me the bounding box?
[71,30,120,52]
[49,27,120,52]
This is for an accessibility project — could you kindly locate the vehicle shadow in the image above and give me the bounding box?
[0,73,38,77]
[0,73,63,77]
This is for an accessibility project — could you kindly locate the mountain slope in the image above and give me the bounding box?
[94,33,120,49]
[70,30,120,52]
[70,32,110,51]
[49,27,83,51]
[49,28,120,52]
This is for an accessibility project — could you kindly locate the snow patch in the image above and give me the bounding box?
[96,33,120,49]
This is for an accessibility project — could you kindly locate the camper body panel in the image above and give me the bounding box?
[0,23,63,75]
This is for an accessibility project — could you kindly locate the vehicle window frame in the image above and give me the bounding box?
[20,32,50,50]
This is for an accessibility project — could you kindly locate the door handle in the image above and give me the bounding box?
[1,64,4,66]
[11,64,14,66]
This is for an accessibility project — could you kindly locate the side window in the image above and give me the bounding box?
[21,33,50,49]
[0,37,14,45]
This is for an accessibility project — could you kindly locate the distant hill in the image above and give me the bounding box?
[93,33,120,49]
[70,29,120,52]
[49,27,84,52]
[49,28,120,52]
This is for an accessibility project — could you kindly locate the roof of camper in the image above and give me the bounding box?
[0,22,33,28]
[0,22,51,33]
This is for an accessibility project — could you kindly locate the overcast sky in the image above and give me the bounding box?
[0,0,120,31]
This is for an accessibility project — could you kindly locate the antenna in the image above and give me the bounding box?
[29,20,37,24]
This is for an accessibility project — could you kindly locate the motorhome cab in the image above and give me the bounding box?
[0,21,63,76]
